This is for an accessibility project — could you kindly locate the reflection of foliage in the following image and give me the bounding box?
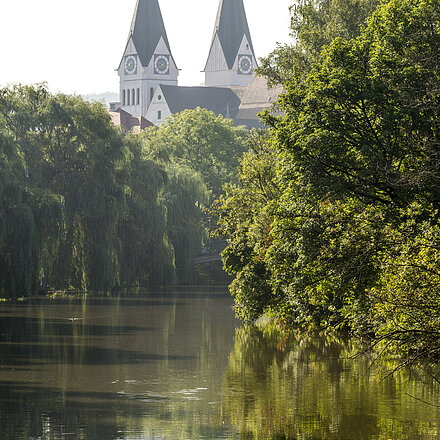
[222,322,440,440]
[0,292,239,440]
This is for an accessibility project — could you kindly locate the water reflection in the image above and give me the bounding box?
[0,292,439,439]
[221,323,440,440]
[0,289,239,440]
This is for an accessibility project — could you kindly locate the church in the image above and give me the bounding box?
[109,0,281,130]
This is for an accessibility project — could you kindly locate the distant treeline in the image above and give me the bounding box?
[0,87,247,298]
[214,0,440,361]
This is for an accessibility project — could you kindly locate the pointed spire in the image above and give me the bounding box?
[211,0,255,69]
[129,0,173,67]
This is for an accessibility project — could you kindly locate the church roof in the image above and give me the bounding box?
[234,75,283,128]
[239,75,282,108]
[160,85,241,118]
[129,0,173,67]
[109,108,154,133]
[209,0,255,69]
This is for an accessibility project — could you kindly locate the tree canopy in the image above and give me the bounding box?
[0,92,248,297]
[215,0,440,360]
[0,85,180,296]
[140,108,249,283]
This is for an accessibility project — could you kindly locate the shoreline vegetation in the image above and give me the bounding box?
[213,0,440,367]
[0,87,247,298]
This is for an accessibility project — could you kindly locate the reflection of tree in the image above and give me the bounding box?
[0,292,240,440]
[221,323,440,440]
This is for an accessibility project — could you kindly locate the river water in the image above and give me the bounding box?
[0,288,439,439]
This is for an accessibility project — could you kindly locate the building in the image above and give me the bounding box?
[108,108,154,134]
[110,0,281,130]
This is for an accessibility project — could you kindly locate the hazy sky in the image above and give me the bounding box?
[0,0,293,95]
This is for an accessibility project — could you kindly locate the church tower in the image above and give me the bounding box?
[117,0,178,117]
[204,0,257,88]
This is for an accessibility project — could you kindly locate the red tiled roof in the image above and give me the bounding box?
[108,108,154,133]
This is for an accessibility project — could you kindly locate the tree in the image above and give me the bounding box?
[213,130,280,320]
[218,0,440,359]
[140,108,248,283]
[0,84,176,295]
[117,135,174,287]
[141,108,249,200]
[263,0,440,326]
[160,162,209,284]
[258,0,379,86]
[0,85,64,297]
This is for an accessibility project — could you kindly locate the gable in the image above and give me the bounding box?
[213,0,255,69]
[130,0,173,67]
[204,34,229,72]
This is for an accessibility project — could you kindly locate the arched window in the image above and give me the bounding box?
[127,90,130,106]
[158,110,162,120]
[122,89,126,106]
[136,88,140,105]
[132,89,135,105]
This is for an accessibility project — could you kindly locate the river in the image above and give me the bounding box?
[0,287,439,439]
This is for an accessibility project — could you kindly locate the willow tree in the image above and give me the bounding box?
[161,162,209,284]
[140,108,244,284]
[117,134,175,287]
[0,84,176,294]
[0,86,64,297]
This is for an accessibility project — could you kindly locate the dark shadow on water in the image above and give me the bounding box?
[6,286,231,308]
[0,342,195,367]
[12,297,186,308]
[0,381,166,405]
[0,316,159,343]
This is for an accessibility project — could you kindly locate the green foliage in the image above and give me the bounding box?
[0,85,64,297]
[141,108,248,199]
[216,0,440,360]
[213,130,280,321]
[117,135,174,287]
[0,88,247,295]
[258,0,379,86]
[0,84,174,296]
[140,108,248,284]
[160,162,209,284]
[266,0,440,332]
[369,212,440,358]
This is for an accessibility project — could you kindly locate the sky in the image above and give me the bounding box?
[0,0,293,95]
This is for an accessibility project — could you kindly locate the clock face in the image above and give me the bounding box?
[154,55,170,75]
[124,55,137,75]
[238,55,253,75]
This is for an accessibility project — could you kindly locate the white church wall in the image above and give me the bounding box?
[205,35,256,88]
[205,34,228,73]
[229,35,256,87]
[145,86,171,126]
[118,36,178,118]
[144,37,179,82]
[205,71,233,88]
